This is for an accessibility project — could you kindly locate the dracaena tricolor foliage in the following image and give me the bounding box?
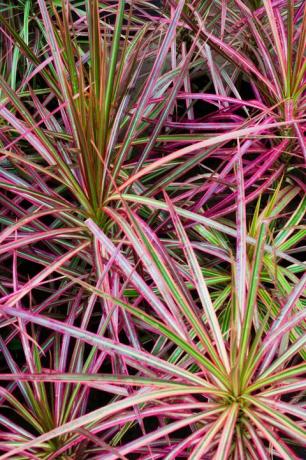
[0,0,305,459]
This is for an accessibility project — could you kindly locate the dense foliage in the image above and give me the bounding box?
[0,0,305,458]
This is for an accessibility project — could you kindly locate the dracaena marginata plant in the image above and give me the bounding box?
[0,0,305,459]
[0,0,201,312]
[0,190,305,458]
[181,0,306,140]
